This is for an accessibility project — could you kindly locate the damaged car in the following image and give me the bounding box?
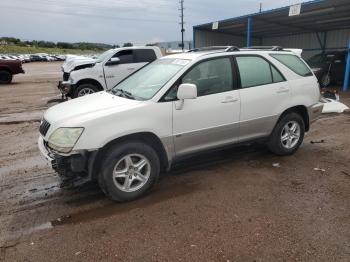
[39,46,323,202]
[58,46,162,98]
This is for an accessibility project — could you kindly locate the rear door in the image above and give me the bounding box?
[235,55,291,142]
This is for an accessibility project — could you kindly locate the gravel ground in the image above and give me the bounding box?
[0,62,349,262]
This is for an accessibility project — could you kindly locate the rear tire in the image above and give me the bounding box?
[320,73,331,87]
[98,141,160,202]
[73,84,99,98]
[267,113,305,156]
[0,71,13,84]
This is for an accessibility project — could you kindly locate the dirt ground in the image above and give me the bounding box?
[0,62,349,262]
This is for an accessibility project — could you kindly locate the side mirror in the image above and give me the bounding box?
[105,57,120,66]
[177,83,197,100]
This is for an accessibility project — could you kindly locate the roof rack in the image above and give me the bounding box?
[243,46,284,51]
[188,46,240,52]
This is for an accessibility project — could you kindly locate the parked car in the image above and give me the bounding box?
[58,46,162,98]
[38,46,323,202]
[0,58,25,84]
[306,51,348,87]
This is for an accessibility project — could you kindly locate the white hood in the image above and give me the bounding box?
[62,57,97,73]
[44,91,142,127]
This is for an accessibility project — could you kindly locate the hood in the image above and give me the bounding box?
[62,57,97,73]
[44,91,143,126]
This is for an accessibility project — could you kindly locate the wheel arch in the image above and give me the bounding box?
[90,132,170,180]
[277,105,310,132]
[76,78,104,91]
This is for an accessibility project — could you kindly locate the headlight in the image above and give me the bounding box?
[48,127,84,154]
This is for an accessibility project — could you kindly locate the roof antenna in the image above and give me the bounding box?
[259,2,262,13]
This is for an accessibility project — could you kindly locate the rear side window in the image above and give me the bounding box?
[270,54,312,77]
[236,56,268,88]
[134,49,157,63]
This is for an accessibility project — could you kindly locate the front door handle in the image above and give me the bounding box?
[221,96,239,103]
[127,68,135,70]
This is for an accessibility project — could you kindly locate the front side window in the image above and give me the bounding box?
[236,56,273,88]
[181,57,233,97]
[114,50,133,64]
[112,58,189,100]
[271,54,312,77]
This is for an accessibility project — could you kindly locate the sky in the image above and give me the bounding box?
[0,0,307,45]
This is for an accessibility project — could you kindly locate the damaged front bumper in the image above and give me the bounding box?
[38,136,97,183]
[58,81,74,96]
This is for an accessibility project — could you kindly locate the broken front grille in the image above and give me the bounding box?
[39,118,51,136]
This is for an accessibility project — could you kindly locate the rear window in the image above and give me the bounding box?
[270,54,312,77]
[134,49,157,63]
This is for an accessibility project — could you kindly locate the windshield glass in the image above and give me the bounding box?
[306,53,335,68]
[96,49,115,63]
[111,58,190,100]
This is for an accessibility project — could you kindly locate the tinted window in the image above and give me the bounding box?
[271,54,312,77]
[236,56,272,88]
[134,49,157,63]
[182,58,233,97]
[114,50,133,64]
[271,65,285,83]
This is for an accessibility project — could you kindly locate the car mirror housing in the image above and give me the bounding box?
[177,83,197,100]
[106,57,120,66]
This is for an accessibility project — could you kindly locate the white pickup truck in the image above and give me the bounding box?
[59,46,162,98]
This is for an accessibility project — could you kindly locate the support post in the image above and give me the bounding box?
[247,17,252,47]
[343,39,350,91]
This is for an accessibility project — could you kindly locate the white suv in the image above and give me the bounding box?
[59,46,162,98]
[38,46,323,202]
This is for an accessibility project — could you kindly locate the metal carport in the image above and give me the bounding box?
[193,0,350,90]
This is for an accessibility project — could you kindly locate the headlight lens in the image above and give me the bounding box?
[48,127,84,153]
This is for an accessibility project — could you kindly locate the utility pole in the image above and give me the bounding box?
[179,0,185,52]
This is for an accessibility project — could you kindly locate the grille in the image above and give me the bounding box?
[39,118,51,136]
[63,72,70,81]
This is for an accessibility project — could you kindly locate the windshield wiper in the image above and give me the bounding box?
[112,88,136,100]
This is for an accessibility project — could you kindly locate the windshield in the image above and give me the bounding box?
[306,53,335,68]
[96,49,115,63]
[111,58,190,100]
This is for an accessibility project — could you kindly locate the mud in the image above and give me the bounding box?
[0,62,350,261]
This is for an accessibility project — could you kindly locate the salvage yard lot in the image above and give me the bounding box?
[0,62,349,261]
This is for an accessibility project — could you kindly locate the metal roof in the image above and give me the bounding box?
[194,0,350,38]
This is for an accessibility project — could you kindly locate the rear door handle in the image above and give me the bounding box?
[127,68,135,70]
[221,96,239,103]
[276,87,289,93]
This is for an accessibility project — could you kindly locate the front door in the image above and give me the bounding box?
[104,50,143,89]
[172,57,241,157]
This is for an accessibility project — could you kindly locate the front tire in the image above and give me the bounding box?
[73,84,99,98]
[0,71,13,84]
[98,142,160,202]
[267,113,305,156]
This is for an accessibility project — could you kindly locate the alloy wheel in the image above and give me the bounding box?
[112,154,151,193]
[77,88,95,97]
[280,121,301,149]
